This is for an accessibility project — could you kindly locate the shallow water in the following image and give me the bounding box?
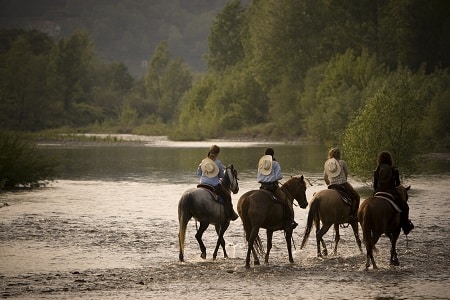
[0,142,449,299]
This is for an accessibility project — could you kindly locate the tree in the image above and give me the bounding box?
[343,67,431,179]
[307,49,385,145]
[145,41,192,123]
[206,0,246,72]
[0,36,51,130]
[48,30,96,114]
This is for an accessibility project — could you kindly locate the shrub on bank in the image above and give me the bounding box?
[0,131,58,190]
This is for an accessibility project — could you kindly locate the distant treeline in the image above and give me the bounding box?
[0,0,449,178]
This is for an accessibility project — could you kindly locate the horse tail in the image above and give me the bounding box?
[359,201,372,246]
[178,192,192,261]
[240,197,251,242]
[301,195,320,249]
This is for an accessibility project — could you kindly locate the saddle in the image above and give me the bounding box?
[197,184,221,203]
[328,184,352,206]
[374,192,402,212]
[260,188,279,202]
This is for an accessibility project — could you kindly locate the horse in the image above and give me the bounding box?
[358,185,410,270]
[300,188,362,257]
[178,164,239,262]
[237,175,309,269]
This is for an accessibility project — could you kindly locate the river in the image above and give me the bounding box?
[0,138,449,299]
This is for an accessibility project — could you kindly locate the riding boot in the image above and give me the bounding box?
[283,207,298,231]
[224,197,238,221]
[348,201,359,222]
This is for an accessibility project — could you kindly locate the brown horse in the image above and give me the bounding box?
[300,188,362,257]
[237,175,308,269]
[358,185,410,270]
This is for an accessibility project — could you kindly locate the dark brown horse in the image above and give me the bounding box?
[237,175,308,268]
[300,188,362,257]
[358,185,410,270]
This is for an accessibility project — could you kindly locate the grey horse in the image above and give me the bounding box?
[178,164,239,262]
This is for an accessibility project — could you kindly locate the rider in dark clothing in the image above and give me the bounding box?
[373,151,414,235]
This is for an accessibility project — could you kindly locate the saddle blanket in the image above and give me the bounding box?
[374,192,402,212]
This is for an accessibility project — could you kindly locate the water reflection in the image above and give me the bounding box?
[40,143,329,183]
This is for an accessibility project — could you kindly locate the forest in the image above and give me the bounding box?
[1,0,449,179]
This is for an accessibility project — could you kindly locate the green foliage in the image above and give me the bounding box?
[418,70,450,150]
[206,0,246,72]
[343,67,432,179]
[307,49,386,145]
[174,65,267,139]
[145,41,193,123]
[48,30,96,113]
[0,131,58,189]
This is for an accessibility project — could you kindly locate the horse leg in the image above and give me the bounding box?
[350,221,363,253]
[246,227,260,268]
[389,233,400,266]
[265,230,273,264]
[284,230,294,263]
[251,246,260,266]
[367,235,380,270]
[333,224,340,255]
[316,223,332,257]
[213,222,229,260]
[195,222,209,259]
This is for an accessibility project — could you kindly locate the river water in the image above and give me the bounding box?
[0,138,449,299]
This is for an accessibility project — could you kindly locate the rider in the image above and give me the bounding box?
[197,145,238,221]
[374,151,414,235]
[257,147,297,231]
[324,147,360,222]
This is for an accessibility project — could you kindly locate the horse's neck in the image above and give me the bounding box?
[221,173,231,190]
[281,184,294,204]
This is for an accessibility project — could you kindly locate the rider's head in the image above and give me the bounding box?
[377,151,393,166]
[328,147,341,160]
[208,145,220,160]
[264,147,274,156]
[264,148,276,161]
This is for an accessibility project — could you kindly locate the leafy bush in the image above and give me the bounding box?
[0,131,58,189]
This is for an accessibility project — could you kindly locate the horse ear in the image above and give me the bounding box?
[406,185,411,191]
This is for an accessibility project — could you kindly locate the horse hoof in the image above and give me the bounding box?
[201,253,206,259]
[254,261,260,266]
[391,259,399,266]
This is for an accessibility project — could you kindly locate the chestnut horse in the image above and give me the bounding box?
[237,175,308,268]
[178,164,239,262]
[358,185,410,270]
[300,188,362,257]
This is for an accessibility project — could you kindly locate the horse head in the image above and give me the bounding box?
[224,164,239,194]
[397,185,411,203]
[283,175,308,209]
